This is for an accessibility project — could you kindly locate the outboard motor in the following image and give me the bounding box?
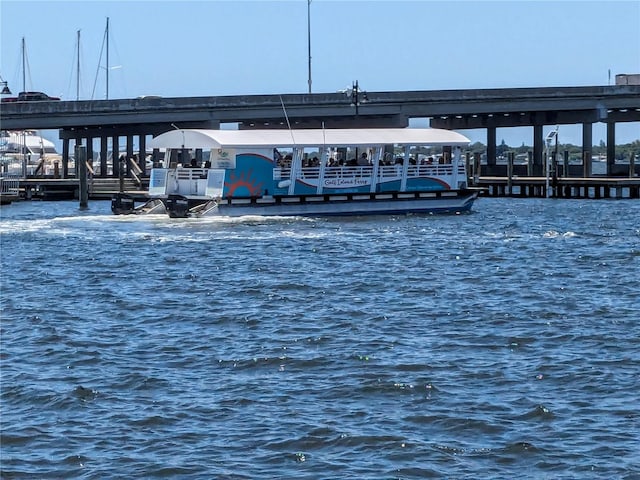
[165,194,191,218]
[111,193,135,215]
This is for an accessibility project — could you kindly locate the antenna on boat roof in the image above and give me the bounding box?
[170,123,185,148]
[279,96,296,145]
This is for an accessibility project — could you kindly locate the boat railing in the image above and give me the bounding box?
[169,168,210,196]
[300,167,321,179]
[323,166,372,179]
[274,167,289,180]
[176,168,208,180]
[406,164,457,176]
[275,163,466,182]
[377,165,404,178]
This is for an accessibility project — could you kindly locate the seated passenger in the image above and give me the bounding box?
[273,148,283,164]
[357,152,369,166]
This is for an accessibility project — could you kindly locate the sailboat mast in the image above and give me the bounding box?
[19,37,27,175]
[106,17,109,100]
[76,30,81,101]
[21,37,26,92]
[307,0,312,94]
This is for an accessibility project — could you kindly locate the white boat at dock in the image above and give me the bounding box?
[0,130,64,177]
[111,127,479,218]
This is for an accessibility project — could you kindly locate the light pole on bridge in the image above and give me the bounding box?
[346,80,367,115]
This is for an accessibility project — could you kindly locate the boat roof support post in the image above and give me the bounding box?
[317,146,329,194]
[288,147,303,195]
[452,146,461,189]
[400,145,411,191]
[162,148,171,168]
[370,146,383,193]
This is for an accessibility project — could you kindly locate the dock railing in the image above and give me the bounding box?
[128,157,143,187]
[0,173,20,196]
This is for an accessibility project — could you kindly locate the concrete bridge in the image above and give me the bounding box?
[2,85,639,178]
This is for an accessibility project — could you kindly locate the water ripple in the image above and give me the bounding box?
[1,198,639,478]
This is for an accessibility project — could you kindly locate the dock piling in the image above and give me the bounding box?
[76,145,88,209]
[507,152,514,196]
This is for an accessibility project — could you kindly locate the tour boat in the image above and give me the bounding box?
[111,127,479,217]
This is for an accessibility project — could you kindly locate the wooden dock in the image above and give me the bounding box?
[476,176,640,199]
[15,178,149,201]
[3,175,639,204]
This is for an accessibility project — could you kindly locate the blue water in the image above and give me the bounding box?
[1,198,639,479]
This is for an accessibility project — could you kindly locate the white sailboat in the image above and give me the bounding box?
[0,38,63,177]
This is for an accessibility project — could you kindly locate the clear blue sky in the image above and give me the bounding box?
[1,0,639,145]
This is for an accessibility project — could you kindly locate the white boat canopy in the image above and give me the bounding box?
[2,131,57,150]
[148,128,470,150]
